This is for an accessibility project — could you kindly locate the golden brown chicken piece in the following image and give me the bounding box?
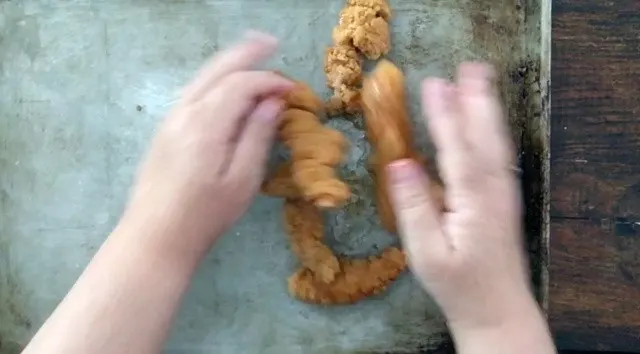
[324,0,392,115]
[282,80,324,115]
[275,83,351,209]
[348,0,391,19]
[283,199,341,284]
[287,247,407,305]
[324,45,362,89]
[333,6,377,45]
[261,161,359,204]
[332,5,390,60]
[362,60,445,233]
[352,17,390,60]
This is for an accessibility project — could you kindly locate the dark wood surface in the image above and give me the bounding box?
[550,0,640,351]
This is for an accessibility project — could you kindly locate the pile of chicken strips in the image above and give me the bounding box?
[261,0,446,305]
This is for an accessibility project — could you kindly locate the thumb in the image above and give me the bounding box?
[227,97,284,180]
[387,159,449,262]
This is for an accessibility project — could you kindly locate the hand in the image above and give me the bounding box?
[123,32,293,258]
[387,63,535,334]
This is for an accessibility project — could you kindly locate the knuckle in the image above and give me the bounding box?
[409,252,451,280]
[406,245,431,268]
[222,71,272,88]
[398,187,430,211]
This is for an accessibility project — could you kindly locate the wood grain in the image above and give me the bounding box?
[550,0,640,351]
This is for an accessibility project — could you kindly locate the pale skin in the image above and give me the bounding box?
[22,32,556,354]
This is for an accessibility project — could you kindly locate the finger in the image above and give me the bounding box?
[182,31,279,103]
[421,79,471,196]
[201,71,293,140]
[456,62,514,167]
[387,159,450,265]
[225,97,285,182]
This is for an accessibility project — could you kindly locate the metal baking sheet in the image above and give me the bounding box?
[0,0,550,353]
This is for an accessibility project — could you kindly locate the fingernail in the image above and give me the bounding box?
[254,98,285,123]
[422,78,447,94]
[422,79,454,112]
[277,77,296,90]
[244,30,278,45]
[473,62,495,80]
[387,159,421,185]
[461,62,494,89]
[442,83,456,102]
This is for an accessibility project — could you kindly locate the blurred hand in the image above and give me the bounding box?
[387,63,535,335]
[123,32,293,257]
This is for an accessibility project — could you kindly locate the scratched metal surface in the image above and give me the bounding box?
[0,0,548,353]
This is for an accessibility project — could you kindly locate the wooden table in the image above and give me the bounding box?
[550,0,640,351]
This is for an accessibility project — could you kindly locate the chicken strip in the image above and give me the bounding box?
[278,109,350,208]
[283,200,341,284]
[291,160,351,208]
[362,59,446,233]
[324,0,392,115]
[288,247,407,305]
[261,160,356,205]
[282,79,324,115]
[275,83,351,208]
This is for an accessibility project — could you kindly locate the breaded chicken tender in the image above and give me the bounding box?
[287,247,407,305]
[362,60,446,233]
[324,0,392,115]
[279,110,351,208]
[275,81,352,208]
[282,80,324,115]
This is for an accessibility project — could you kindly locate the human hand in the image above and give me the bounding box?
[122,32,293,258]
[387,63,538,335]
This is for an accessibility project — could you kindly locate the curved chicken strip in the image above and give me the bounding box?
[289,139,345,166]
[261,161,357,204]
[279,108,351,208]
[362,59,445,233]
[287,247,407,305]
[283,200,341,284]
[279,109,323,137]
[282,80,324,115]
[291,162,351,208]
[274,82,351,208]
